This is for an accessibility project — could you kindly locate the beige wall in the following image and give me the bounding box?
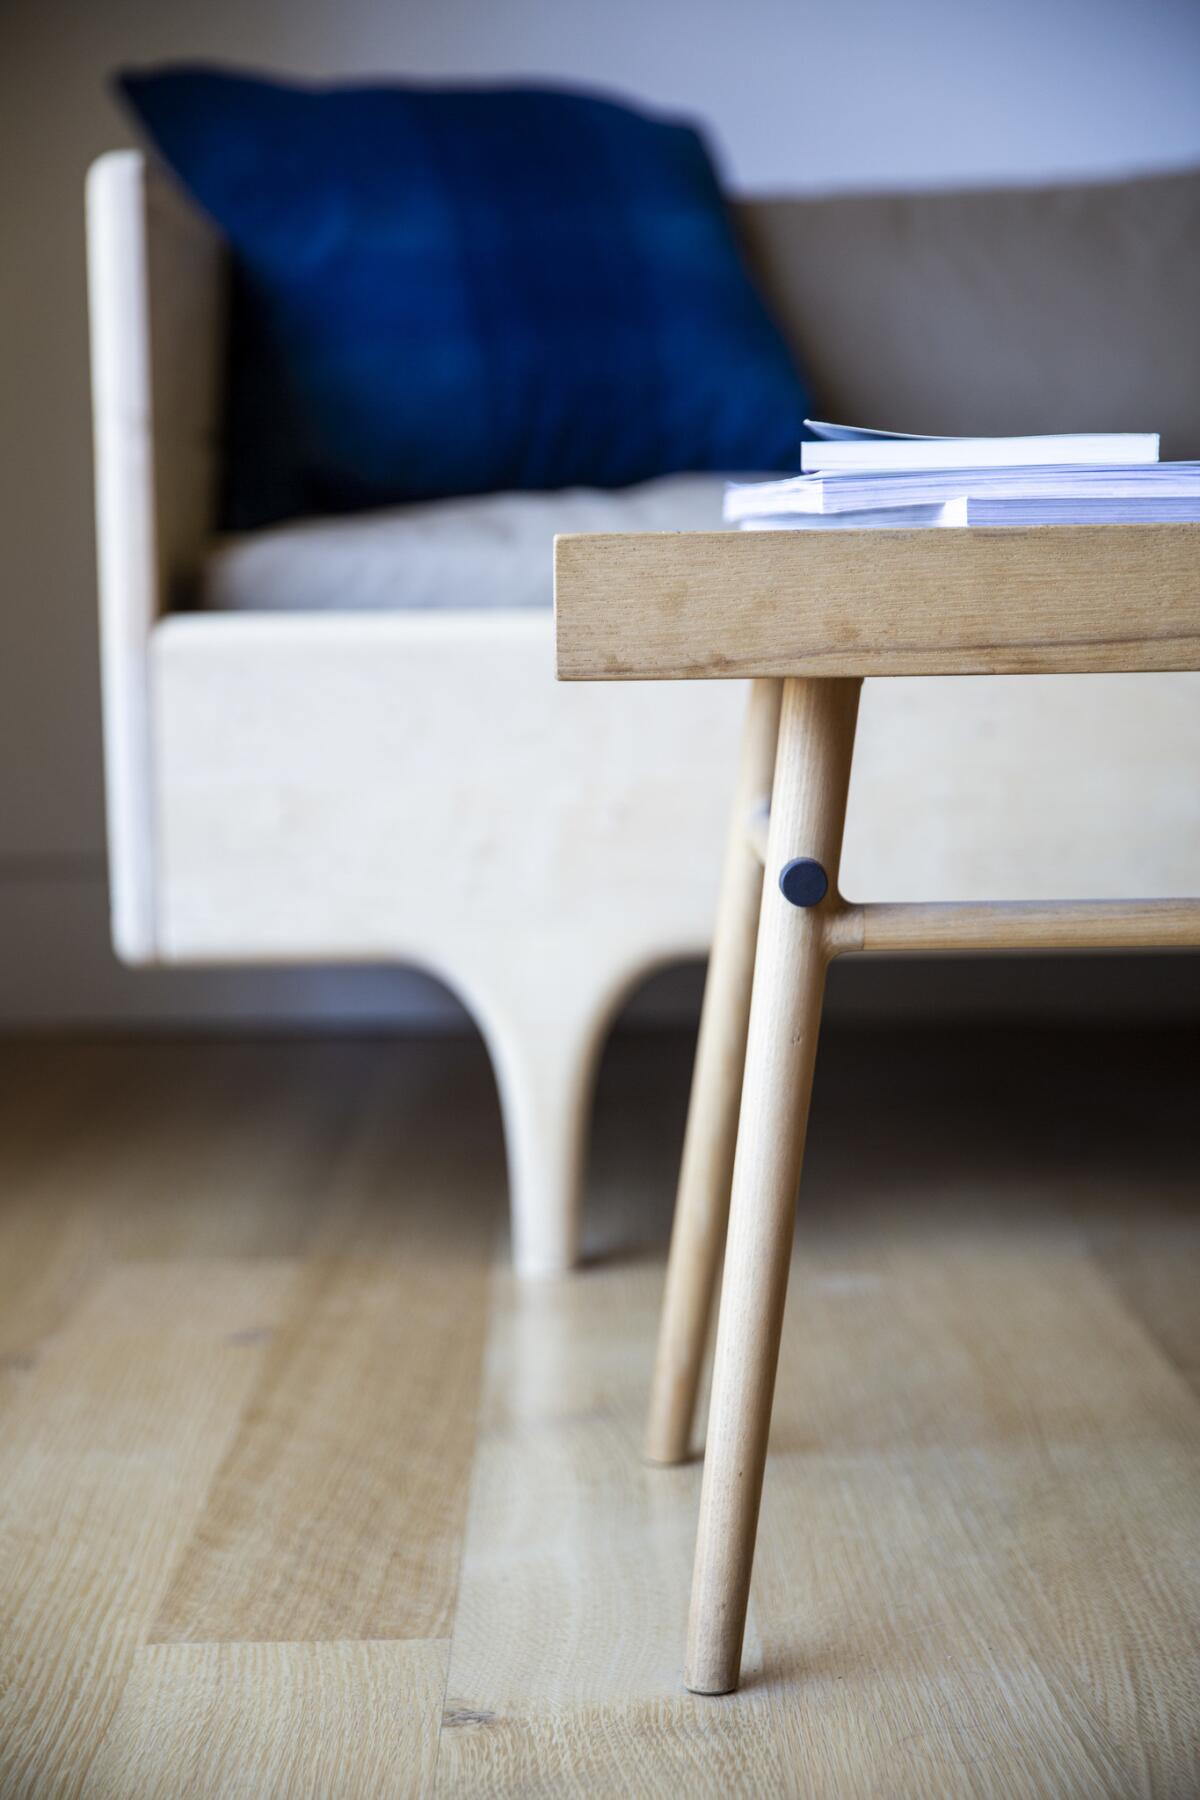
[3,0,1199,1023]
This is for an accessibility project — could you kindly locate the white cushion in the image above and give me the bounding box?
[202,473,732,612]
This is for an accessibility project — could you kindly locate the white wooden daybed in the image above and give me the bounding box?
[87,151,1200,1273]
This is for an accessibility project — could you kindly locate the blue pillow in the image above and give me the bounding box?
[118,68,810,529]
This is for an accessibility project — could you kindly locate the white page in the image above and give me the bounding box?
[733,463,1200,516]
[736,500,966,530]
[804,420,957,442]
[822,465,1200,508]
[963,495,1200,525]
[800,426,1160,473]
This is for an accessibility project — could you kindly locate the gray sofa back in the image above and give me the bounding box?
[737,167,1200,459]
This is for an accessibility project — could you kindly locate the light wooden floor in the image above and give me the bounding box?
[1,1024,1197,1798]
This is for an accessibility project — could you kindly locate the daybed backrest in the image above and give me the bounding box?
[736,167,1200,459]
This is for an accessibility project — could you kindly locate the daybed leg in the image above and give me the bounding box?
[483,989,611,1278]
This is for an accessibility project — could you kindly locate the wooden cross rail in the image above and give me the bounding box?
[741,810,1200,952]
[850,897,1200,953]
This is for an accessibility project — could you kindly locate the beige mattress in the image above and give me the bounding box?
[202,473,732,613]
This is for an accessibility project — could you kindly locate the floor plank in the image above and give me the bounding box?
[439,1031,1200,1798]
[438,1243,1200,1797]
[437,1259,786,1797]
[150,1252,489,1645]
[0,1029,1196,1797]
[0,1260,296,1799]
[0,1040,370,1370]
[82,1641,448,1800]
[1092,1233,1200,1396]
[150,1044,501,1645]
[753,1243,1200,1798]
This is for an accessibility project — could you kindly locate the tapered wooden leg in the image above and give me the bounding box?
[684,676,860,1695]
[645,679,784,1465]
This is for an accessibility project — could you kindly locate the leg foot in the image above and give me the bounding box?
[480,984,612,1278]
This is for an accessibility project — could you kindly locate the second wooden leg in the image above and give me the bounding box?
[645,678,783,1465]
[684,675,860,1696]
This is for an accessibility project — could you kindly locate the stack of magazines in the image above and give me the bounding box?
[724,422,1200,530]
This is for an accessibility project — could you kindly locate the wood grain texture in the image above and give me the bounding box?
[0,1045,114,1365]
[0,1041,379,1382]
[752,1241,1200,1797]
[645,677,782,1466]
[685,677,861,1693]
[437,1257,785,1798]
[554,526,1200,680]
[1092,1235,1200,1397]
[435,1060,1200,1793]
[83,1641,448,1800]
[149,1253,487,1644]
[0,1260,294,1799]
[2,1036,1198,1796]
[855,897,1200,953]
[150,1050,500,1645]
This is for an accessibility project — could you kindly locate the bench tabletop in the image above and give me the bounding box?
[554,524,1200,681]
